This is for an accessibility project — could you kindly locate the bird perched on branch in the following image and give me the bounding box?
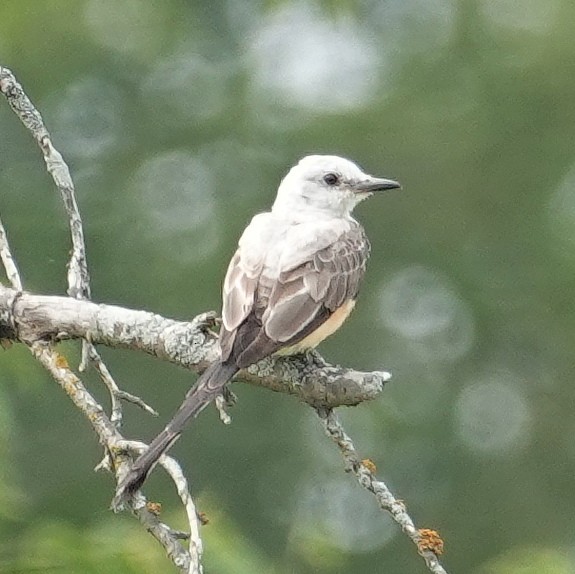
[117,155,400,498]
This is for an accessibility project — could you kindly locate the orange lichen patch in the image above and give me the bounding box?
[198,512,209,526]
[146,501,162,515]
[417,529,444,556]
[54,353,69,369]
[361,458,377,474]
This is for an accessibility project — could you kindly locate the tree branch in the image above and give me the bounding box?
[317,408,447,573]
[0,284,388,409]
[0,64,201,573]
[0,63,449,574]
[0,214,23,291]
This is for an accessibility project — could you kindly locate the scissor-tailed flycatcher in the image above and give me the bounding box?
[119,155,400,496]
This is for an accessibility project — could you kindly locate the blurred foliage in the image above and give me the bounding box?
[1,0,575,572]
[478,547,574,574]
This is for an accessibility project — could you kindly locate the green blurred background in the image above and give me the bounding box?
[1,0,575,572]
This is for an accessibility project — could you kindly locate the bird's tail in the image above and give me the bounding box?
[114,361,239,502]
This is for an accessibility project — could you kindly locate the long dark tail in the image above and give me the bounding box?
[116,361,239,499]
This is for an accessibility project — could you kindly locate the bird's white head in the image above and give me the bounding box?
[272,155,400,220]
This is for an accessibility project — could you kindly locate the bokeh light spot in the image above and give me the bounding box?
[247,1,382,112]
[378,266,475,361]
[292,477,396,553]
[454,373,532,455]
[140,51,230,130]
[47,77,126,161]
[131,151,219,264]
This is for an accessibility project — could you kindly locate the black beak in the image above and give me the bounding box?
[354,177,401,193]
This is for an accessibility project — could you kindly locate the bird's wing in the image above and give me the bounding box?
[225,224,370,367]
[221,213,273,334]
[264,224,370,342]
[221,250,259,332]
[221,215,351,335]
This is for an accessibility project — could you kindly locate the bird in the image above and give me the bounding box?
[116,154,400,498]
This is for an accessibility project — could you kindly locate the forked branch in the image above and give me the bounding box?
[0,64,447,574]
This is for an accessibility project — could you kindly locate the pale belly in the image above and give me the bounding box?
[275,299,356,356]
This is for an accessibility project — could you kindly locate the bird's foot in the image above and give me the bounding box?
[191,311,219,332]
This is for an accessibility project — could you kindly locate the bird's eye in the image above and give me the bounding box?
[323,173,339,186]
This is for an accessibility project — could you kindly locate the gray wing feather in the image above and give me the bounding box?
[264,291,321,342]
[220,224,370,366]
[263,225,370,344]
[221,213,277,334]
[222,251,258,332]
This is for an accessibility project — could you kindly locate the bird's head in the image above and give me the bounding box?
[272,155,400,220]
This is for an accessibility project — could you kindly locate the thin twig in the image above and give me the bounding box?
[0,215,22,291]
[5,61,162,427]
[115,440,204,574]
[0,66,90,301]
[89,345,158,427]
[0,64,440,573]
[0,207,193,568]
[0,66,157,425]
[29,340,194,572]
[1,64,91,369]
[317,408,448,574]
[214,387,236,425]
[0,64,200,572]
